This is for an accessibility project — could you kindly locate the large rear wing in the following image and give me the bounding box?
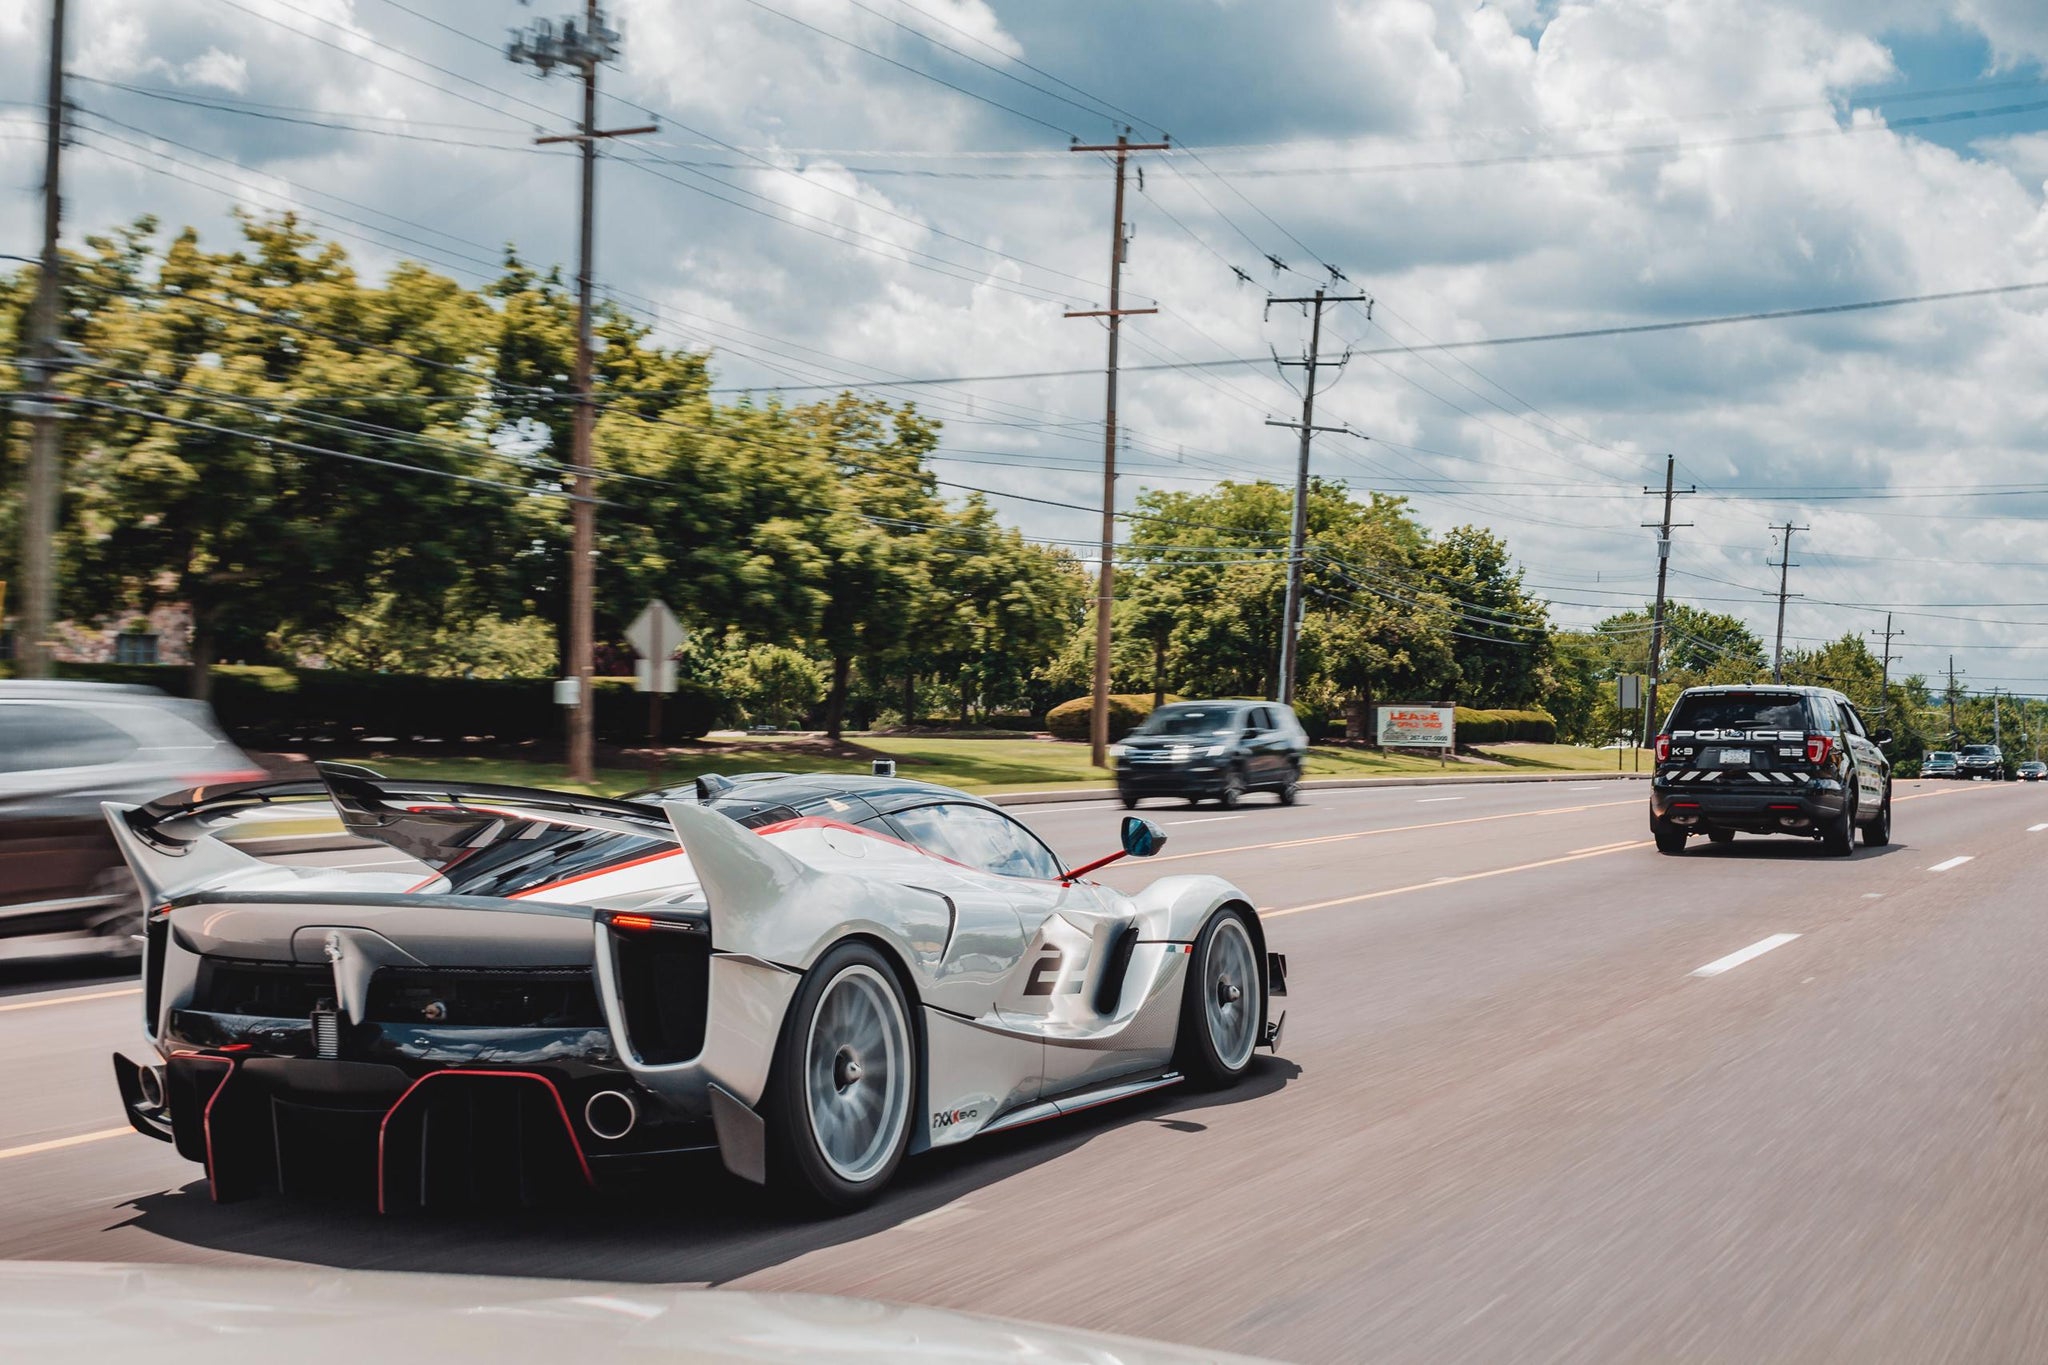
[312,762,676,869]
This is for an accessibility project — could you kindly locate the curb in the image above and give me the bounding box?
[989,770,1651,806]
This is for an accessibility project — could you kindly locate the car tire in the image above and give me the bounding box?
[1861,782,1892,847]
[1217,771,1244,810]
[1821,789,1857,857]
[1120,792,1139,810]
[1174,907,1263,1089]
[1653,819,1688,855]
[1707,829,1735,845]
[763,940,917,1212]
[1276,762,1300,806]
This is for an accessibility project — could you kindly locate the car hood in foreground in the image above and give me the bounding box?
[0,1262,1276,1364]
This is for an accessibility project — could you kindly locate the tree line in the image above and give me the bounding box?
[2,215,1956,749]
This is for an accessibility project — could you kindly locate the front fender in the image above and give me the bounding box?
[1122,873,1253,942]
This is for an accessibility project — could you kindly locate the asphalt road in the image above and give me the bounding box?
[6,776,2048,1361]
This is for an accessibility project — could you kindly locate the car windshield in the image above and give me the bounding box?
[1963,746,1998,756]
[1669,693,1808,732]
[1133,707,1239,737]
[1928,752,1956,761]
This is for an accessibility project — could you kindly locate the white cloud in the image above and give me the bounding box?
[7,0,2048,685]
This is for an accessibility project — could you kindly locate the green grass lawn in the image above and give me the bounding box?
[340,735,1655,798]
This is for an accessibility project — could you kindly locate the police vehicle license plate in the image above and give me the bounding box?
[1715,748,1752,766]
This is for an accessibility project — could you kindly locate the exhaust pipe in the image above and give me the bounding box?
[584,1089,639,1141]
[137,1063,166,1112]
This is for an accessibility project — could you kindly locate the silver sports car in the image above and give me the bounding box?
[108,765,1286,1210]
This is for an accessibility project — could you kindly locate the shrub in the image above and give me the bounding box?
[1453,706,1557,745]
[1045,693,1170,742]
[32,662,725,744]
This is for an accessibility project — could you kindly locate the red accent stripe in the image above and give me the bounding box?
[186,1054,237,1203]
[375,1069,594,1213]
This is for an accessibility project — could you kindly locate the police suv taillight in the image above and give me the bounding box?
[1805,734,1833,766]
[1655,733,1671,763]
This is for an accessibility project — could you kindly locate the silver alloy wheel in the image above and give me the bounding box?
[1204,916,1260,1071]
[802,963,911,1184]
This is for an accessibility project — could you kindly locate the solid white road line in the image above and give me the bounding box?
[1692,934,1801,978]
[0,1128,130,1162]
[0,986,142,1013]
[1161,815,1244,827]
[1416,797,1465,804]
[1927,856,1974,872]
[2030,824,2048,833]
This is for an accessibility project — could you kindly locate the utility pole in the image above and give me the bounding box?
[1265,285,1369,705]
[1768,522,1808,683]
[1870,612,1901,726]
[1067,131,1167,768]
[12,0,66,678]
[1948,656,1960,745]
[1641,453,1694,727]
[509,5,653,782]
[1993,688,2003,751]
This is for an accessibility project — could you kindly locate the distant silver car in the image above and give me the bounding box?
[0,682,262,957]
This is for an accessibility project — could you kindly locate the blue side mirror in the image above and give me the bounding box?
[1121,815,1167,858]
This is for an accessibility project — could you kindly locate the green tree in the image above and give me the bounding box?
[1422,524,1551,708]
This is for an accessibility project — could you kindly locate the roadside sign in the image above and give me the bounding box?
[1617,673,1643,711]
[1377,705,1455,748]
[626,599,684,695]
[633,659,677,694]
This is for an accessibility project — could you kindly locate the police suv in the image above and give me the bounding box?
[1650,685,1891,856]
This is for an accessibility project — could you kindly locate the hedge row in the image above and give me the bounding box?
[1045,693,1180,742]
[36,662,725,745]
[1453,706,1557,745]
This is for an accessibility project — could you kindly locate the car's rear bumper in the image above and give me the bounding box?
[1650,771,1846,833]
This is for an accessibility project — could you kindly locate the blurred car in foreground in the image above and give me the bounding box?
[2019,761,2046,782]
[1920,750,1959,779]
[1112,700,1309,808]
[0,682,263,958]
[0,1262,1274,1363]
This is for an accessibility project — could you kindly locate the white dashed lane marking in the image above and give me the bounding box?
[1692,934,1802,978]
[1927,856,1974,873]
[1416,797,1465,804]
[2029,824,2048,833]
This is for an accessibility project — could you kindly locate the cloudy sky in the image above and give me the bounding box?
[6,0,2048,700]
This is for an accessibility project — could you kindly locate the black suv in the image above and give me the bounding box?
[1650,685,1891,856]
[1113,700,1309,808]
[1957,744,2005,781]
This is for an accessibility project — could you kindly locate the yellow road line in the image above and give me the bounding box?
[0,986,141,1013]
[1268,839,1654,919]
[1150,798,1640,865]
[0,1127,130,1162]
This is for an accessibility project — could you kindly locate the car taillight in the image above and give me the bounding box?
[1655,734,1671,762]
[1805,734,1833,765]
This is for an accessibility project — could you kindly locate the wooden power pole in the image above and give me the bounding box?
[1769,522,1808,683]
[12,0,66,678]
[1266,285,1368,705]
[1067,131,1166,769]
[509,4,653,782]
[1641,453,1694,729]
